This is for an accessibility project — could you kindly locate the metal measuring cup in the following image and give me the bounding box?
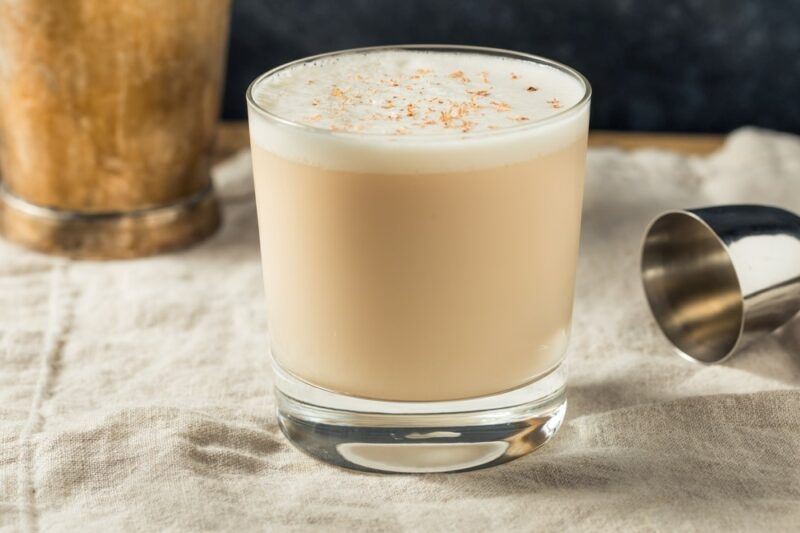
[641,205,800,363]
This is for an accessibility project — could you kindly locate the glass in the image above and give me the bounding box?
[247,45,591,473]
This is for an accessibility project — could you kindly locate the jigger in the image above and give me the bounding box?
[641,205,800,363]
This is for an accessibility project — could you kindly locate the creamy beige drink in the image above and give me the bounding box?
[249,49,589,402]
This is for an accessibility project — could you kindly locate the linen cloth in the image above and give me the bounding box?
[1,128,799,532]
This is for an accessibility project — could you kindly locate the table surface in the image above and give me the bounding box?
[4,126,797,531]
[214,122,726,161]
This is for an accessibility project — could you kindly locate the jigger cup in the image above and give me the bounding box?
[641,205,800,364]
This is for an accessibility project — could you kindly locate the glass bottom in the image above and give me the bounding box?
[274,363,567,473]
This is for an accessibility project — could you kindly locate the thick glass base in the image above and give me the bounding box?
[274,364,566,473]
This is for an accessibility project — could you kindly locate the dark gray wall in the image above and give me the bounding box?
[223,0,800,133]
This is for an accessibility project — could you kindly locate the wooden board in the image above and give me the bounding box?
[588,131,724,155]
[214,122,726,161]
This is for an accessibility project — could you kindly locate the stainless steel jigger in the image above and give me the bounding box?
[641,205,800,363]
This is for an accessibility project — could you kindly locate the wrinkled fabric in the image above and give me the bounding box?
[1,128,798,532]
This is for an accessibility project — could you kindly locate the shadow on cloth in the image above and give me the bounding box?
[721,318,800,385]
[421,390,800,501]
[33,406,282,500]
[565,379,673,419]
[775,316,800,366]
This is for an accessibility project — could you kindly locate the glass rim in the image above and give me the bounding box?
[245,44,592,141]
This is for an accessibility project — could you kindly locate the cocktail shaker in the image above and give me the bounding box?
[0,0,232,258]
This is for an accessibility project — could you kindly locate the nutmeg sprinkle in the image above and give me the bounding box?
[253,50,584,136]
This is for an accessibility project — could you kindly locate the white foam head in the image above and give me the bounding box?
[248,47,590,173]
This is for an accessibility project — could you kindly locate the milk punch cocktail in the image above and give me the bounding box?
[247,46,590,473]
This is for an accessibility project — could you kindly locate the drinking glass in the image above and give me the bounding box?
[247,45,590,473]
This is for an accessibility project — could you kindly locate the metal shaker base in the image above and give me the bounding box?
[0,185,220,259]
[275,372,566,474]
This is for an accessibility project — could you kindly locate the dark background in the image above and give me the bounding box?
[222,0,800,132]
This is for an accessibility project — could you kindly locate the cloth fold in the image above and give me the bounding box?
[1,127,798,532]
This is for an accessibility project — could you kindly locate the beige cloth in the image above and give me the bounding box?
[1,128,799,532]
